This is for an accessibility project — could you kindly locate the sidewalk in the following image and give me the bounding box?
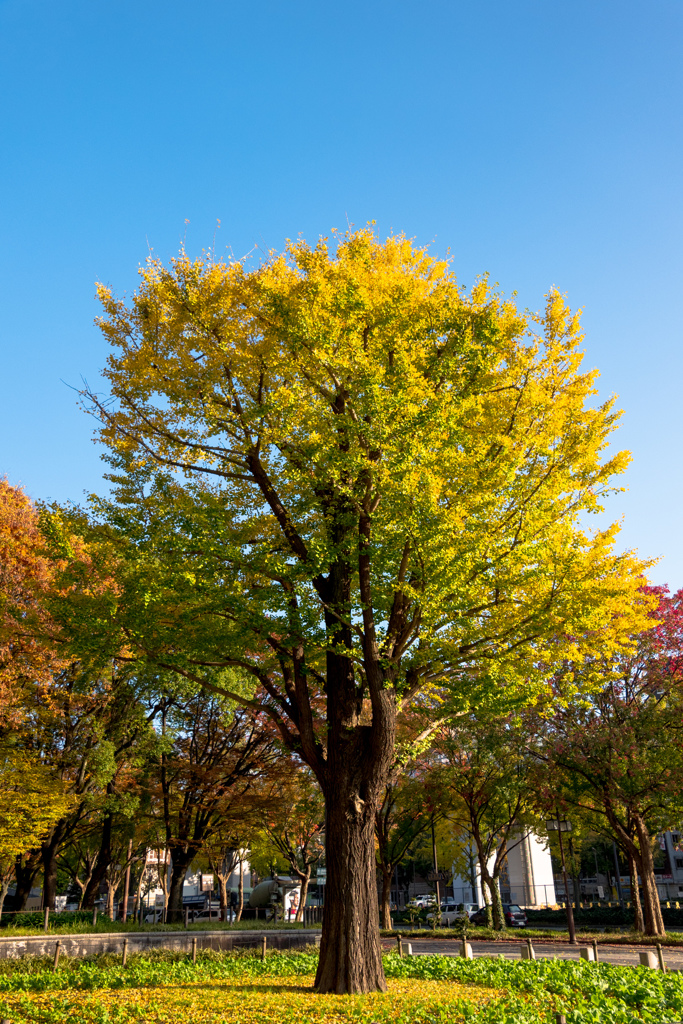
[382,937,683,969]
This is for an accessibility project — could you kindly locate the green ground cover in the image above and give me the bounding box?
[0,947,681,1023]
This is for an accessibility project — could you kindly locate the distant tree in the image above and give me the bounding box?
[529,587,683,937]
[0,746,74,918]
[434,714,541,930]
[259,769,325,921]
[151,692,278,920]
[375,776,433,929]
[0,480,64,728]
[203,794,272,921]
[8,660,155,912]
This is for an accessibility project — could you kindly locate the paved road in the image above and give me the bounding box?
[381,937,683,970]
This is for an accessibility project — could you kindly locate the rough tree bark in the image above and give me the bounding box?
[41,821,69,911]
[312,628,396,994]
[81,813,113,909]
[8,851,41,912]
[633,813,665,936]
[73,849,97,909]
[236,860,244,922]
[627,847,644,932]
[606,804,664,936]
[209,850,239,922]
[315,759,387,993]
[472,828,506,931]
[0,876,11,920]
[295,867,311,924]
[166,850,194,921]
[379,865,393,931]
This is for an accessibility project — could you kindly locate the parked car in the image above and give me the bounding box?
[427,900,471,927]
[408,895,437,909]
[469,903,528,928]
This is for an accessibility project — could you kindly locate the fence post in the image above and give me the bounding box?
[396,933,402,957]
[53,940,61,973]
[592,939,599,963]
[43,908,49,932]
[92,907,98,927]
[261,935,267,961]
[192,936,197,964]
[122,938,128,968]
[656,943,667,973]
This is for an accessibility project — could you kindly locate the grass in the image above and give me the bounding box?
[0,949,499,1023]
[0,946,682,1023]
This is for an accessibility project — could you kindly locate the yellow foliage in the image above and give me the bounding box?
[0,973,501,1023]
[0,747,75,862]
[88,228,654,724]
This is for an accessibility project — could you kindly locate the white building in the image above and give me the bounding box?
[451,832,556,908]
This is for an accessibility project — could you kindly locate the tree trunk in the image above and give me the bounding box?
[167,852,193,922]
[633,814,665,936]
[627,847,644,932]
[218,874,228,922]
[311,542,396,993]
[296,868,311,923]
[236,860,244,922]
[483,893,493,928]
[134,867,145,922]
[82,814,113,909]
[380,865,393,930]
[471,829,494,928]
[41,830,64,911]
[8,851,41,911]
[106,880,118,919]
[488,875,506,930]
[0,877,10,920]
[75,872,91,909]
[314,776,385,994]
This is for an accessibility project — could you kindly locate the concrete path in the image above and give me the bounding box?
[382,937,683,970]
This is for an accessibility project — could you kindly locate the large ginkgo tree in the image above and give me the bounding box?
[83,229,651,992]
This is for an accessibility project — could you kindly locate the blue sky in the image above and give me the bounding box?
[1,0,681,585]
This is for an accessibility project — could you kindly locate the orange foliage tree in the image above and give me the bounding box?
[0,480,64,726]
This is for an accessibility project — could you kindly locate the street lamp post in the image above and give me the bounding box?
[431,818,441,909]
[546,812,577,945]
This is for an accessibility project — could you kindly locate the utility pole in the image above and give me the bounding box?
[431,818,441,910]
[121,838,133,922]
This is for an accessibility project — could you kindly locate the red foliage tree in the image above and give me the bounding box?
[530,587,683,936]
